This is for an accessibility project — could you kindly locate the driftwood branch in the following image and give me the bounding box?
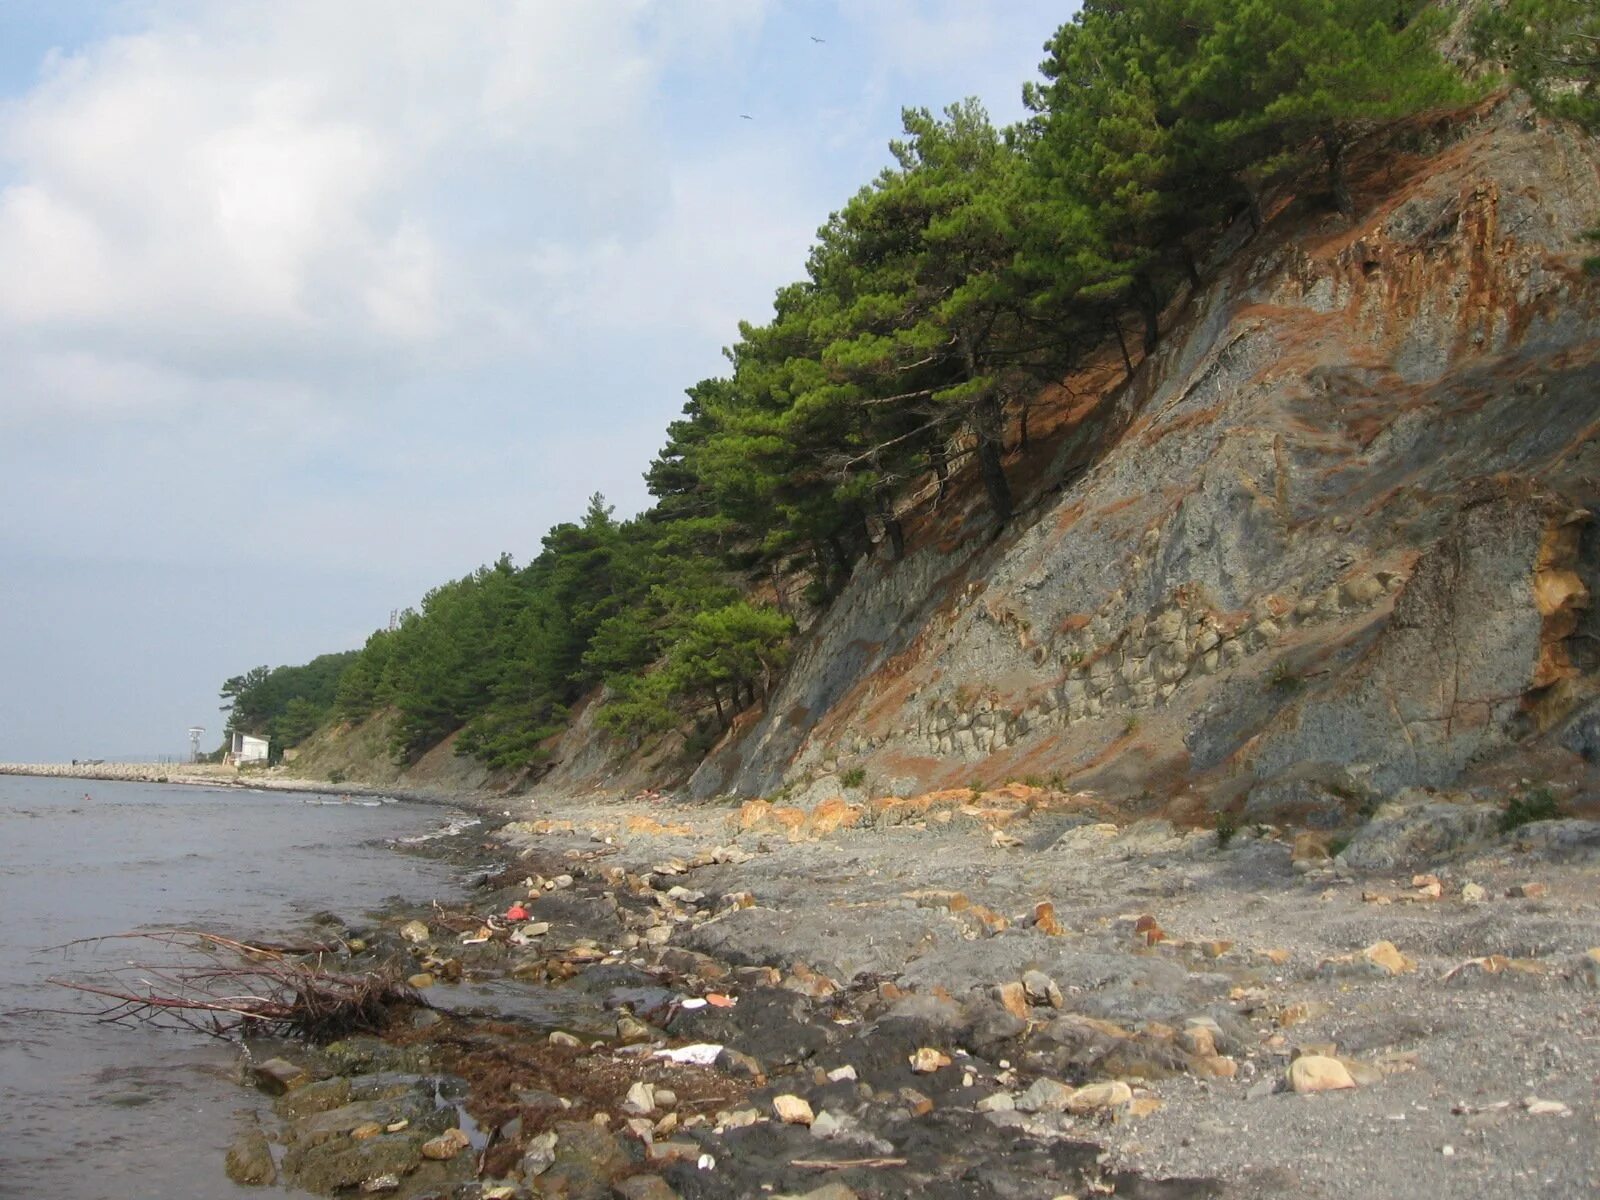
[45,930,419,1043]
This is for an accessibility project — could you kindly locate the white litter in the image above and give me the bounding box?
[652,1043,724,1066]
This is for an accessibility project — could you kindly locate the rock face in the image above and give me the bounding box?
[683,96,1600,809]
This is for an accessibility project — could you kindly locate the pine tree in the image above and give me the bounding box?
[1190,0,1468,215]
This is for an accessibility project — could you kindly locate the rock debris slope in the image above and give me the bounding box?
[689,97,1600,816]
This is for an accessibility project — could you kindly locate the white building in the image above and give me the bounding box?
[230,732,270,764]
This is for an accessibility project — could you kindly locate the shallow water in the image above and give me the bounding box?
[0,776,465,1199]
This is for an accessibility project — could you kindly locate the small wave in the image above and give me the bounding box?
[393,815,480,845]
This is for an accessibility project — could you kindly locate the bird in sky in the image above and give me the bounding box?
[740,113,754,120]
[810,35,826,43]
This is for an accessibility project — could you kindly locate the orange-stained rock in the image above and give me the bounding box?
[997,981,1030,1020]
[806,797,864,836]
[626,815,692,836]
[966,905,1010,935]
[737,800,772,832]
[907,889,970,912]
[1132,914,1166,945]
[1192,1055,1238,1079]
[1360,941,1415,975]
[1033,901,1064,937]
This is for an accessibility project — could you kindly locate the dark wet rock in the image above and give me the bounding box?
[716,1046,764,1079]
[283,1131,425,1195]
[614,1174,681,1200]
[351,1074,436,1104]
[962,1002,1028,1057]
[252,1056,313,1095]
[1093,1037,1193,1081]
[669,987,838,1067]
[881,990,967,1029]
[273,1076,352,1120]
[540,1121,635,1200]
[323,1036,434,1076]
[513,1085,566,1111]
[224,1127,277,1186]
[286,1091,453,1152]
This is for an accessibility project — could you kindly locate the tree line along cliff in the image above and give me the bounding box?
[218,0,1598,788]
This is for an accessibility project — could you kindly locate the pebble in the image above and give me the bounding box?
[398,920,430,943]
[1022,969,1064,1008]
[1066,1081,1134,1113]
[548,1030,581,1047]
[909,1047,952,1073]
[420,1129,470,1160]
[1016,1077,1075,1113]
[773,1094,814,1125]
[622,1081,656,1115]
[1523,1097,1571,1116]
[1288,1055,1357,1094]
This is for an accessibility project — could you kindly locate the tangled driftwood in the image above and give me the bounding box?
[45,929,420,1042]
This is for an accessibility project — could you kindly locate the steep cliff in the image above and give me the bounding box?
[680,96,1600,819]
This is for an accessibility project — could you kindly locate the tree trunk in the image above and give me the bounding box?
[1323,130,1353,216]
[709,687,725,728]
[825,532,849,594]
[1134,273,1161,355]
[955,332,1013,524]
[882,511,905,561]
[1016,398,1031,453]
[972,393,1014,523]
[932,449,950,503]
[1179,241,1202,290]
[1237,178,1264,232]
[1111,315,1135,379]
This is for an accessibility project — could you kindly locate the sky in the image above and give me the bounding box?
[0,0,1077,763]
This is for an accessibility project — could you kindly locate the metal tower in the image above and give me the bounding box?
[187,726,206,764]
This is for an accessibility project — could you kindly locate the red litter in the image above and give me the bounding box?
[505,905,530,921]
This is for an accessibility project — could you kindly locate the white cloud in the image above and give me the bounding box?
[0,1,774,426]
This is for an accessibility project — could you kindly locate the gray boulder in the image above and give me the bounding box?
[1335,790,1501,869]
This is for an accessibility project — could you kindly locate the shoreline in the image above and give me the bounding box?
[205,783,1600,1198]
[0,761,498,811]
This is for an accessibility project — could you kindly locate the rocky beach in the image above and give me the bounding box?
[189,777,1599,1200]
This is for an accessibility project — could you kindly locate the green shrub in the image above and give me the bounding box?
[841,766,867,789]
[1500,787,1562,833]
[1268,660,1303,692]
[1215,812,1238,849]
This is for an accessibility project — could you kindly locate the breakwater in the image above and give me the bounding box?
[0,761,239,784]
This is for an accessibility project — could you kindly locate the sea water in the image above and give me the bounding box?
[0,775,464,1199]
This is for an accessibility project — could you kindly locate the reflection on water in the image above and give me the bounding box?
[0,776,463,1200]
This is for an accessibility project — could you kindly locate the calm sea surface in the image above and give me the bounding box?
[0,776,469,1199]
